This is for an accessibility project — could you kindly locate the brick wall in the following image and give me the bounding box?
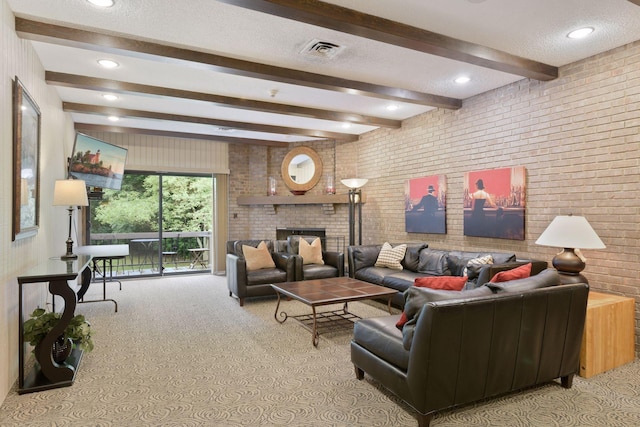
[229,40,640,354]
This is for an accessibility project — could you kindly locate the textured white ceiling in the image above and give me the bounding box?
[7,0,640,143]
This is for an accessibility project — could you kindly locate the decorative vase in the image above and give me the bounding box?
[52,336,73,364]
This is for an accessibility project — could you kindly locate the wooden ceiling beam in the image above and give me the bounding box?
[16,17,461,109]
[217,0,558,81]
[73,123,290,147]
[63,102,359,142]
[46,72,400,128]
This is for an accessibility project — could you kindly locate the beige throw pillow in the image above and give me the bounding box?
[375,242,407,270]
[299,238,324,265]
[242,241,276,271]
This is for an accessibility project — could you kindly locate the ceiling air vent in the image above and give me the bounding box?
[301,39,343,59]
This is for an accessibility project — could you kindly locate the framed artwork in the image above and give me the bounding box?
[12,77,41,241]
[405,175,447,234]
[463,167,526,240]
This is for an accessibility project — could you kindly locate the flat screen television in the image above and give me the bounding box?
[69,132,128,191]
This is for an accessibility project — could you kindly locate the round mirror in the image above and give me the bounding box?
[281,146,323,195]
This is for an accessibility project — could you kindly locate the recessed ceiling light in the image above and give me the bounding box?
[567,27,594,39]
[107,116,119,122]
[87,0,115,7]
[454,76,471,84]
[102,94,118,101]
[386,104,399,111]
[97,59,119,68]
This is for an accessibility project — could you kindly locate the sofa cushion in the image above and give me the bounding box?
[487,268,560,293]
[302,264,338,280]
[464,255,494,279]
[246,267,287,285]
[490,262,531,283]
[447,254,469,276]
[354,266,388,285]
[299,237,324,265]
[375,242,407,270]
[353,315,409,371]
[400,285,494,349]
[417,249,450,276]
[414,275,468,291]
[242,241,276,271]
[401,243,429,271]
[381,271,426,293]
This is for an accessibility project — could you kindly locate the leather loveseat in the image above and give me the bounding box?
[348,243,547,307]
[351,268,589,427]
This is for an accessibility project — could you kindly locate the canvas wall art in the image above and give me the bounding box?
[405,175,446,234]
[463,167,526,240]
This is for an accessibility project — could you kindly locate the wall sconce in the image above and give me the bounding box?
[535,214,605,284]
[268,176,277,196]
[325,174,336,194]
[341,178,368,246]
[53,179,89,259]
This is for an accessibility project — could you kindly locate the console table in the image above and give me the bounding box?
[17,256,92,394]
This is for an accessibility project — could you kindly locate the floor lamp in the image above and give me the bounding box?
[53,179,89,260]
[535,214,605,284]
[341,178,368,246]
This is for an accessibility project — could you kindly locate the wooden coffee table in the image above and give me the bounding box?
[271,277,397,347]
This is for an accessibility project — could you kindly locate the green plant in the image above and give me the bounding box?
[23,308,94,354]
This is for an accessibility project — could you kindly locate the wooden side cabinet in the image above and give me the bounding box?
[579,291,635,378]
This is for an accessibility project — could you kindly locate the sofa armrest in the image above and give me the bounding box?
[272,252,297,281]
[323,251,345,276]
[226,253,248,297]
[348,245,382,278]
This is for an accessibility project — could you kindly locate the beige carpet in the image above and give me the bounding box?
[1,274,639,427]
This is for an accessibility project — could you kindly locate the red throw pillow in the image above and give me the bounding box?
[395,276,468,328]
[396,312,409,329]
[414,276,468,291]
[490,263,532,283]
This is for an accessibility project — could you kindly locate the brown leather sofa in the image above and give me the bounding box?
[348,243,547,307]
[351,269,589,427]
[226,240,296,306]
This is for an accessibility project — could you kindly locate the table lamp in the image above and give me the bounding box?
[341,178,368,246]
[53,179,89,260]
[535,214,605,284]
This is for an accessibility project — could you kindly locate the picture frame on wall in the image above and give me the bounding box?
[12,76,41,241]
[463,166,526,240]
[405,175,447,234]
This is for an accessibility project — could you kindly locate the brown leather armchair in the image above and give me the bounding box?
[284,235,344,281]
[226,240,296,306]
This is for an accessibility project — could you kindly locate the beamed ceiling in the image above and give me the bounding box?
[7,0,640,147]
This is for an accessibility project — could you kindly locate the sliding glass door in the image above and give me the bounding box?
[87,172,213,277]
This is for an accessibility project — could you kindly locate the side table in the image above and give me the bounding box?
[579,291,635,378]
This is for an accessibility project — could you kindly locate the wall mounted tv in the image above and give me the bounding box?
[69,132,128,191]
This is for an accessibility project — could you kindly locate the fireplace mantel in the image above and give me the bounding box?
[236,194,365,206]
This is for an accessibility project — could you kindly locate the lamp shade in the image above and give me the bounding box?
[341,178,368,189]
[535,215,605,249]
[53,179,89,207]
